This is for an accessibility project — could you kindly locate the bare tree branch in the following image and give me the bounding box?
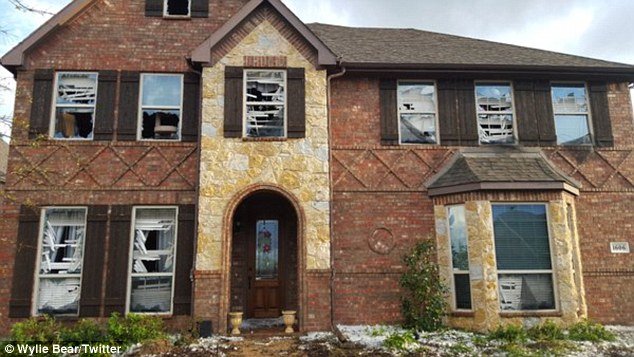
[8,0,54,15]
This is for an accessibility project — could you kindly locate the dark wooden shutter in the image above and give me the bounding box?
[9,206,41,317]
[145,0,163,17]
[104,205,132,316]
[534,80,556,145]
[117,72,140,141]
[287,68,306,138]
[173,205,195,315]
[191,0,209,18]
[437,80,459,146]
[80,206,108,317]
[455,80,478,146]
[514,80,540,145]
[94,71,117,141]
[182,73,200,142]
[29,69,54,139]
[589,81,613,147]
[224,67,243,138]
[379,79,398,145]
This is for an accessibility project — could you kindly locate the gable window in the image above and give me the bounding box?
[52,72,97,140]
[128,207,178,314]
[551,83,592,145]
[475,82,516,144]
[164,0,190,17]
[397,81,438,144]
[139,74,183,140]
[448,205,471,310]
[35,207,87,315]
[244,69,286,138]
[492,204,556,311]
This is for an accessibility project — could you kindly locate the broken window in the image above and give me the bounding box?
[493,204,555,311]
[475,82,515,144]
[551,83,592,145]
[36,207,87,315]
[52,72,97,139]
[128,207,177,314]
[164,0,190,17]
[139,74,183,140]
[448,205,471,310]
[397,82,437,144]
[244,70,286,138]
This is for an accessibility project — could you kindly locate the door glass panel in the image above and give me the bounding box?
[256,220,279,279]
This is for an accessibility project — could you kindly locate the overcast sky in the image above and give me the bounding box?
[1,0,634,139]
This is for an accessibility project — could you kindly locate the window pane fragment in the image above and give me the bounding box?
[141,110,181,140]
[166,0,190,16]
[37,277,81,315]
[476,83,515,144]
[142,75,183,107]
[400,114,437,144]
[53,108,94,139]
[551,84,588,113]
[56,73,97,106]
[449,206,468,271]
[478,114,515,144]
[246,104,285,138]
[132,208,177,274]
[499,274,555,311]
[398,83,436,113]
[476,84,512,113]
[40,208,86,275]
[555,115,591,145]
[454,274,472,310]
[130,276,173,313]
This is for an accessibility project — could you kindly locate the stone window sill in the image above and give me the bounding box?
[450,311,475,318]
[242,137,288,142]
[499,311,562,318]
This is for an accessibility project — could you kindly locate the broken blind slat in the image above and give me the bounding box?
[437,80,460,146]
[104,205,132,316]
[533,80,556,145]
[117,72,140,141]
[379,79,398,145]
[224,67,243,138]
[514,80,540,146]
[174,205,196,315]
[455,80,478,146]
[9,206,41,318]
[94,71,118,141]
[145,0,163,17]
[191,0,209,18]
[287,68,306,138]
[182,72,200,142]
[589,81,614,147]
[80,205,108,317]
[29,69,54,139]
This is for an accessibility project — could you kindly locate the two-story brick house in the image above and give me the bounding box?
[0,0,632,335]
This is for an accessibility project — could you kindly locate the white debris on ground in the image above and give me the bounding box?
[337,325,405,349]
[299,331,336,342]
[241,317,284,330]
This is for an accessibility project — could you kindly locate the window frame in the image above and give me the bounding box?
[474,80,518,145]
[137,73,185,142]
[242,68,288,139]
[163,0,191,18]
[397,80,440,145]
[32,206,88,317]
[490,202,560,313]
[126,206,179,316]
[50,71,99,141]
[550,81,594,146]
[446,204,472,312]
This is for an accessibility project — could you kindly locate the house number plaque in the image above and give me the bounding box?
[610,242,630,254]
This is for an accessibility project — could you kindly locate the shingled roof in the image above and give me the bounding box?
[307,23,634,73]
[426,148,580,196]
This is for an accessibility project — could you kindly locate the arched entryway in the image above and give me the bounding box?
[229,190,299,324]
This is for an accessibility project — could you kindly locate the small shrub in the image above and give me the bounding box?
[527,320,565,341]
[11,315,62,344]
[107,313,167,347]
[488,324,528,343]
[567,319,615,342]
[383,330,418,352]
[400,240,447,331]
[61,319,106,345]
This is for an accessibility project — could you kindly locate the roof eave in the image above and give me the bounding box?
[428,181,580,197]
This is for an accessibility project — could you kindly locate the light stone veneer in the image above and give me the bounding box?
[197,20,330,271]
[435,197,586,332]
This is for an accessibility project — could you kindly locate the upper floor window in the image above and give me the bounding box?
[35,207,87,315]
[52,72,97,140]
[475,82,516,144]
[139,73,183,141]
[448,205,471,310]
[164,0,191,17]
[492,204,556,311]
[397,81,438,144]
[551,83,592,145]
[244,69,286,138]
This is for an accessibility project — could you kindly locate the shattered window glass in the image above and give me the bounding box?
[36,208,87,315]
[129,208,177,313]
[448,205,471,310]
[165,0,190,16]
[244,70,286,138]
[398,82,437,144]
[140,74,183,140]
[552,83,592,145]
[53,73,97,140]
[476,83,515,144]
